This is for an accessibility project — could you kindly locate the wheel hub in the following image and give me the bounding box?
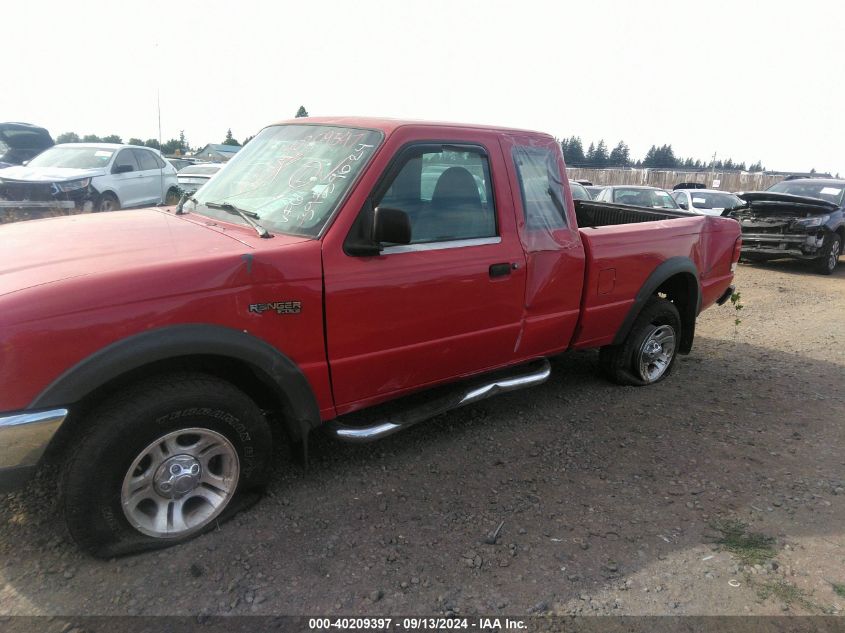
[153,454,202,499]
[643,340,663,359]
[637,324,676,383]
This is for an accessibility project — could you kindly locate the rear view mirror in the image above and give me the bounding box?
[113,164,134,174]
[373,206,411,245]
[677,200,689,210]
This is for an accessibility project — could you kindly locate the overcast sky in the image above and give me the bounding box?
[5,0,843,174]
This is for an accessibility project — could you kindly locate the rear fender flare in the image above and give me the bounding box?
[611,257,701,354]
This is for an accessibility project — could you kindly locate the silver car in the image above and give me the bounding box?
[177,163,224,195]
[672,189,743,216]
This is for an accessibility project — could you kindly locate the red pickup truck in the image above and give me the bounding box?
[0,118,740,556]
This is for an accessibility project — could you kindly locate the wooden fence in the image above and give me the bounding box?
[566,167,784,192]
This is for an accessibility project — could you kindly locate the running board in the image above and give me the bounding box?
[328,358,551,443]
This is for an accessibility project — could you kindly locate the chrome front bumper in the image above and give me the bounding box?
[0,408,67,492]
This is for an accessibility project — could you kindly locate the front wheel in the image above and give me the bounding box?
[599,297,682,386]
[96,191,120,212]
[814,234,841,275]
[164,187,181,205]
[60,374,273,557]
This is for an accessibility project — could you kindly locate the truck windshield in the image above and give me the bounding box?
[191,124,383,237]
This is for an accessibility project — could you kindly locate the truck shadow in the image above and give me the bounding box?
[0,336,843,617]
[739,255,844,278]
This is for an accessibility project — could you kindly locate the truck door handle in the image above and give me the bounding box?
[489,263,512,278]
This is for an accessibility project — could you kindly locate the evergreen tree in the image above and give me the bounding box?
[144,139,161,150]
[128,138,145,146]
[223,128,240,146]
[562,136,585,164]
[295,105,309,118]
[592,140,609,167]
[585,142,596,166]
[56,132,80,143]
[608,141,630,166]
[81,134,102,143]
[101,134,122,144]
[161,139,182,155]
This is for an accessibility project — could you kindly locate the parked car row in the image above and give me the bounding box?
[0,122,227,211]
[579,177,843,274]
[0,143,179,211]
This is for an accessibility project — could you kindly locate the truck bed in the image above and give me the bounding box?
[574,199,693,228]
[572,211,739,350]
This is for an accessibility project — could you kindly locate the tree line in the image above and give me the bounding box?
[560,136,766,172]
[52,106,311,156]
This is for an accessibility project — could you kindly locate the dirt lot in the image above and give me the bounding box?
[1,257,843,617]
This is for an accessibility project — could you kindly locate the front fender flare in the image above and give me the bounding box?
[29,324,322,442]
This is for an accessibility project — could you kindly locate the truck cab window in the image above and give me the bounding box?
[377,147,496,244]
[512,146,568,230]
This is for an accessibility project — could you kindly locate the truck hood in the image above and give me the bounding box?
[0,209,302,298]
[735,191,839,216]
[0,165,105,182]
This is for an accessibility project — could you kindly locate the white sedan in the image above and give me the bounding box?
[671,189,744,216]
[0,143,178,211]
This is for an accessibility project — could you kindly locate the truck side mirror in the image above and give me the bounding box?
[677,199,688,210]
[373,206,411,246]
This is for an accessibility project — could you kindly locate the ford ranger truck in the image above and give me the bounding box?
[0,118,741,556]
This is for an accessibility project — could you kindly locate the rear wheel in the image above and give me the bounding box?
[599,297,681,386]
[814,234,841,275]
[96,192,120,212]
[60,374,272,558]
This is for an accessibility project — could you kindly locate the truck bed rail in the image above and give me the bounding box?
[575,200,692,228]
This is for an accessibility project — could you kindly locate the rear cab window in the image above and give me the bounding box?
[512,146,568,230]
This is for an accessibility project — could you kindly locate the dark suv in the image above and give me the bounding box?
[0,122,54,168]
[731,179,845,274]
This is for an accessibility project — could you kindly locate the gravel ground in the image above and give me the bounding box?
[1,257,843,617]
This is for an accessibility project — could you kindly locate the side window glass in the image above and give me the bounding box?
[376,147,496,244]
[113,149,139,173]
[134,149,159,171]
[512,146,567,229]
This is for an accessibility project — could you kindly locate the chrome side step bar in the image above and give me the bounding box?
[328,358,551,443]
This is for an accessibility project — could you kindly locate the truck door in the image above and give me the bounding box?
[322,137,527,412]
[498,134,586,357]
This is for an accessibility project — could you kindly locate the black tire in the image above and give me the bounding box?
[599,297,682,386]
[164,187,181,205]
[813,234,841,275]
[96,191,120,212]
[60,373,272,558]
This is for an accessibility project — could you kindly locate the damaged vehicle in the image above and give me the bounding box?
[0,143,179,212]
[730,179,845,274]
[0,122,54,168]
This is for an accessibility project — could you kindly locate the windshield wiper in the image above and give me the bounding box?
[204,201,272,238]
